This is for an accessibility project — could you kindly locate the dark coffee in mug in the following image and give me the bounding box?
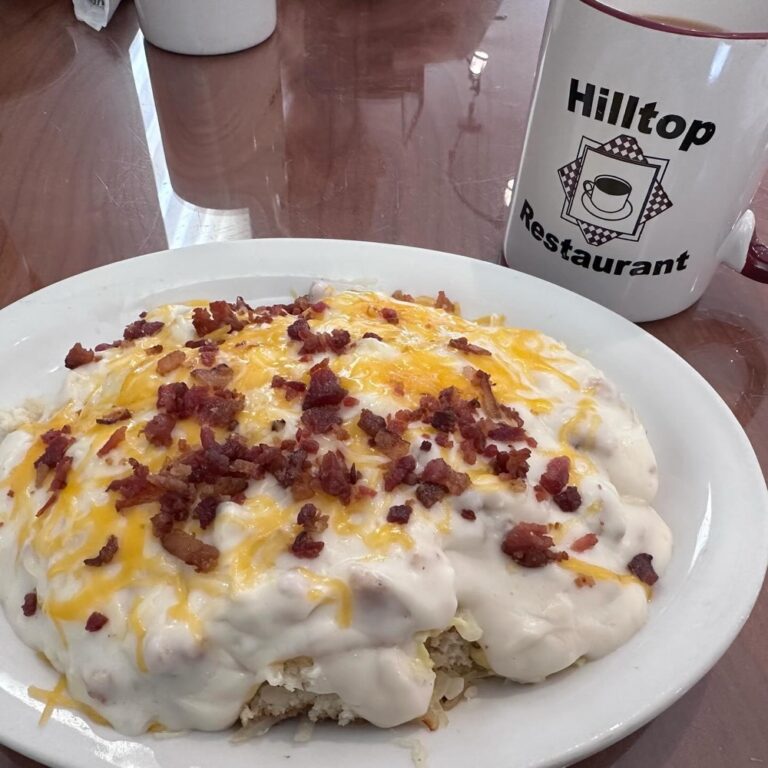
[641,15,727,33]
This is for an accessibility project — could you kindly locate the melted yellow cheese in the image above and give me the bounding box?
[29,676,111,727]
[0,289,642,688]
[558,558,651,599]
[301,569,353,628]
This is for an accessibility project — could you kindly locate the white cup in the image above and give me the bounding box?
[134,0,276,56]
[504,0,768,322]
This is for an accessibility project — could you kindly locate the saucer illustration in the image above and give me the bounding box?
[581,191,633,221]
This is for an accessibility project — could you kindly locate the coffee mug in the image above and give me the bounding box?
[503,0,768,322]
[134,0,276,56]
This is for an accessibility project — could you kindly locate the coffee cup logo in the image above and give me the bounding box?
[582,175,633,220]
[558,133,673,246]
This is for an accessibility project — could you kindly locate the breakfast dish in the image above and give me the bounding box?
[0,283,671,736]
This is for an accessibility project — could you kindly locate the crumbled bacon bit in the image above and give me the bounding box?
[431,410,456,432]
[49,455,73,492]
[502,522,569,568]
[387,409,416,435]
[574,575,596,588]
[470,369,501,419]
[146,344,164,355]
[380,308,399,324]
[434,290,456,313]
[392,290,415,302]
[303,364,348,410]
[300,438,320,454]
[85,612,109,632]
[318,452,352,504]
[36,493,59,517]
[156,350,186,375]
[415,482,446,508]
[383,455,417,492]
[156,382,189,414]
[150,511,174,537]
[22,591,37,617]
[553,485,582,512]
[420,440,432,451]
[291,531,325,559]
[271,419,286,432]
[34,427,74,481]
[192,496,219,529]
[297,503,328,533]
[301,406,342,434]
[64,342,97,369]
[191,363,234,389]
[191,307,219,336]
[374,429,410,459]
[353,484,377,500]
[6,489,14,498]
[199,344,218,367]
[96,408,131,425]
[197,388,244,428]
[107,459,162,510]
[94,340,122,352]
[434,434,453,448]
[287,317,309,341]
[539,456,570,495]
[123,318,164,340]
[192,301,244,337]
[97,426,127,457]
[421,458,470,495]
[287,317,352,356]
[144,413,177,447]
[449,337,491,356]
[362,332,383,341]
[571,533,598,553]
[83,534,119,566]
[311,301,328,314]
[458,439,477,465]
[161,529,219,572]
[487,423,526,442]
[627,553,658,585]
[343,396,359,407]
[460,509,476,521]
[392,380,405,397]
[491,448,531,480]
[387,504,413,524]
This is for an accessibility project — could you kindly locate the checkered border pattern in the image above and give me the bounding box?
[640,182,672,225]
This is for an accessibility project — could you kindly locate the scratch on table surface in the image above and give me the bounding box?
[138,210,163,252]
[94,173,119,208]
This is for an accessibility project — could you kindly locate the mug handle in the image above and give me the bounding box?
[584,180,594,194]
[742,233,768,283]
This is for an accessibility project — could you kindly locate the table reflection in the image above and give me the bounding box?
[132,0,504,249]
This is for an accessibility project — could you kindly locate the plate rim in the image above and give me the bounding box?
[0,238,766,768]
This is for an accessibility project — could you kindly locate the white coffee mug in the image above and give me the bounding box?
[504,0,768,322]
[134,0,276,56]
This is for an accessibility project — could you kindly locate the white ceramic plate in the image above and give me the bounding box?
[0,239,766,768]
